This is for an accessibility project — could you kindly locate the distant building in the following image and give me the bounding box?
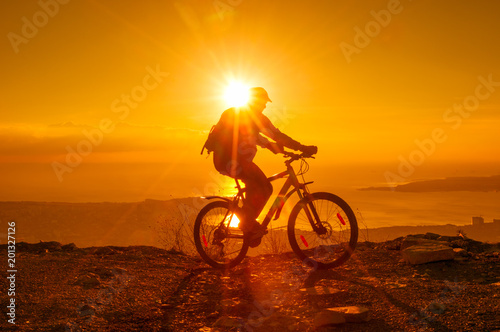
[472,216,484,226]
[493,219,500,226]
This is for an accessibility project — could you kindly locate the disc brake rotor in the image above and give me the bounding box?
[318,222,333,239]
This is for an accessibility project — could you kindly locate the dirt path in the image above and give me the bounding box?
[1,241,499,331]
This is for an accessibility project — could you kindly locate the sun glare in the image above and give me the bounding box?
[224,81,250,107]
[227,214,241,228]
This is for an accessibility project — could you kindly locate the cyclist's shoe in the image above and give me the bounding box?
[248,231,265,248]
[240,221,267,248]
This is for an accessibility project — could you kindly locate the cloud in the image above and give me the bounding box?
[0,122,205,160]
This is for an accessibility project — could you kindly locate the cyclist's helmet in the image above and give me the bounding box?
[249,87,272,103]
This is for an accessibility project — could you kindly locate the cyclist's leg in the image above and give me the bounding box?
[213,153,271,229]
[237,161,272,229]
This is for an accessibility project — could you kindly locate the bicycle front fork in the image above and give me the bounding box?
[303,200,328,235]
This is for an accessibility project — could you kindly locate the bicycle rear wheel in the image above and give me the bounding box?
[194,200,248,269]
[288,192,358,269]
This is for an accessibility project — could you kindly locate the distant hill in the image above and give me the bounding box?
[0,198,207,248]
[358,223,500,243]
[2,196,499,248]
[360,175,500,192]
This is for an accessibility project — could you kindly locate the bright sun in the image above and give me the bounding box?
[227,214,241,228]
[224,81,250,107]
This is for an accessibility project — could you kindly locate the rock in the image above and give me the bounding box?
[78,304,96,316]
[197,327,213,332]
[462,239,488,253]
[288,321,309,331]
[112,267,128,275]
[90,267,118,279]
[92,247,116,255]
[360,276,379,284]
[424,232,441,240]
[402,243,455,265]
[326,306,371,323]
[385,281,407,289]
[260,312,298,328]
[62,243,77,251]
[401,236,450,251]
[299,286,343,295]
[35,241,62,252]
[450,239,468,249]
[220,298,240,307]
[454,257,467,262]
[213,316,242,328]
[313,309,346,329]
[437,235,462,242]
[409,234,426,239]
[74,273,101,289]
[427,302,446,314]
[453,248,468,257]
[386,241,401,250]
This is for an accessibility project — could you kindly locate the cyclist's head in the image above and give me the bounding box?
[247,87,271,112]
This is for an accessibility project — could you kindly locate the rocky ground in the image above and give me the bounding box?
[1,234,499,331]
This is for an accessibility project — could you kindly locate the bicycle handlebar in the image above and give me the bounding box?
[282,150,315,161]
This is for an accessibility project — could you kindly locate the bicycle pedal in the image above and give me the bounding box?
[246,229,266,248]
[249,237,262,248]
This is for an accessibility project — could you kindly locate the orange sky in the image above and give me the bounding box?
[1,0,500,201]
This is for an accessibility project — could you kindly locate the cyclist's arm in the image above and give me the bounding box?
[259,115,303,151]
[257,134,283,154]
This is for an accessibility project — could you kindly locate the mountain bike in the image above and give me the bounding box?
[194,151,358,269]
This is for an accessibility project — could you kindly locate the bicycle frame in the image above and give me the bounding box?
[261,160,311,228]
[195,153,358,269]
[203,155,326,235]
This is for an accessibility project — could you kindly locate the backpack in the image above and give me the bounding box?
[200,111,233,155]
[200,124,219,155]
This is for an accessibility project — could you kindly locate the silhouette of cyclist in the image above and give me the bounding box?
[212,87,317,247]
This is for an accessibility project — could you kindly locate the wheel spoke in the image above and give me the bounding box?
[194,201,248,269]
[289,193,358,269]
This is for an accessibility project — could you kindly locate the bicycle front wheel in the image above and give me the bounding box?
[288,192,358,269]
[194,200,248,269]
